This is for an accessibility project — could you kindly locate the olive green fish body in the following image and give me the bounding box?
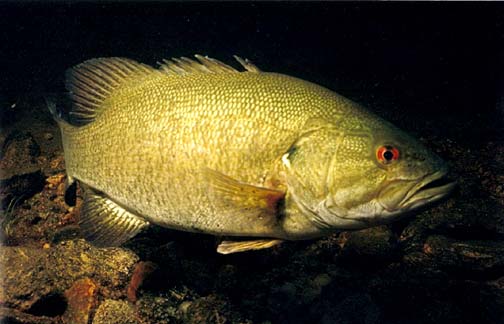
[52,55,455,253]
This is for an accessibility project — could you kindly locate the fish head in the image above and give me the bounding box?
[285,114,456,231]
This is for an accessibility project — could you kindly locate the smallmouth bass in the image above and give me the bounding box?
[49,55,455,254]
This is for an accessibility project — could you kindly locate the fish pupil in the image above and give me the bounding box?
[383,150,394,161]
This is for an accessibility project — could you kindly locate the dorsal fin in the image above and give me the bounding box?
[65,57,156,126]
[158,55,261,76]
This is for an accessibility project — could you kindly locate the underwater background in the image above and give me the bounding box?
[1,2,504,324]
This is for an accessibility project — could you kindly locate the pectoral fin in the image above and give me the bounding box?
[204,168,285,228]
[205,168,285,212]
[217,239,283,254]
[79,186,149,247]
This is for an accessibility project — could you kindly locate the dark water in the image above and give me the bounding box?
[1,2,504,324]
[2,2,503,132]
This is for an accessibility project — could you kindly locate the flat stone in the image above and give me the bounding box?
[92,299,139,324]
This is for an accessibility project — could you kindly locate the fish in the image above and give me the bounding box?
[48,55,456,254]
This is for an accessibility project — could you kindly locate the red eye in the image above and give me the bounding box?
[376,145,400,164]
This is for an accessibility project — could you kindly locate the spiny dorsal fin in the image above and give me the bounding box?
[65,57,156,126]
[158,55,261,76]
[79,186,149,247]
[232,55,261,73]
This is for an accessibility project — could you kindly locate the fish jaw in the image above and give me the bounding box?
[363,169,456,224]
[305,169,456,230]
[396,170,457,211]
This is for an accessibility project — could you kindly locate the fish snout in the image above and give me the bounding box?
[378,170,456,213]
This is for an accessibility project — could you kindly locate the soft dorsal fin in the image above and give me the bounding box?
[158,55,261,76]
[65,57,156,126]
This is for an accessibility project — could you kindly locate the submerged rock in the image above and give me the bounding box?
[62,278,98,324]
[181,295,251,324]
[423,235,504,275]
[0,239,138,312]
[338,225,399,263]
[92,299,139,324]
[318,293,381,324]
[136,293,182,324]
[0,130,41,163]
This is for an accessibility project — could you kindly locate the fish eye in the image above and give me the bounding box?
[376,145,400,164]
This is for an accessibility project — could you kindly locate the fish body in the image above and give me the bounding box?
[51,55,455,253]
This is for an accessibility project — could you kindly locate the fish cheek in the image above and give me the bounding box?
[326,134,386,211]
[327,162,386,211]
[284,128,341,203]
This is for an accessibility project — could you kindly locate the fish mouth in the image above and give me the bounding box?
[400,170,456,210]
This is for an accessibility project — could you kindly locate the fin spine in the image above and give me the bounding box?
[158,55,262,76]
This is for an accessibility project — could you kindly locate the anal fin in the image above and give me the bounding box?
[217,239,283,254]
[80,187,149,247]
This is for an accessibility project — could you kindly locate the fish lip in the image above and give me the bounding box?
[400,170,456,210]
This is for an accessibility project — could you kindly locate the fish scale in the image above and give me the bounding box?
[49,55,455,254]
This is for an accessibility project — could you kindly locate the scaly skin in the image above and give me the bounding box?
[58,58,452,241]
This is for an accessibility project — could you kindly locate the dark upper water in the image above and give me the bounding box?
[1,2,503,141]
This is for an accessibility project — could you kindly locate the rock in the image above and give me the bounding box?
[50,225,82,244]
[338,226,399,263]
[127,261,158,302]
[0,239,138,312]
[318,293,381,324]
[0,169,45,210]
[62,277,98,324]
[301,273,333,303]
[182,295,250,324]
[0,130,45,209]
[479,276,504,324]
[92,299,139,324]
[0,306,55,324]
[137,294,180,324]
[0,130,41,162]
[423,235,504,275]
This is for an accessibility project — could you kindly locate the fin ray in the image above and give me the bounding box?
[204,168,285,231]
[65,57,157,126]
[205,168,285,214]
[217,239,283,254]
[79,187,149,247]
[158,55,261,76]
